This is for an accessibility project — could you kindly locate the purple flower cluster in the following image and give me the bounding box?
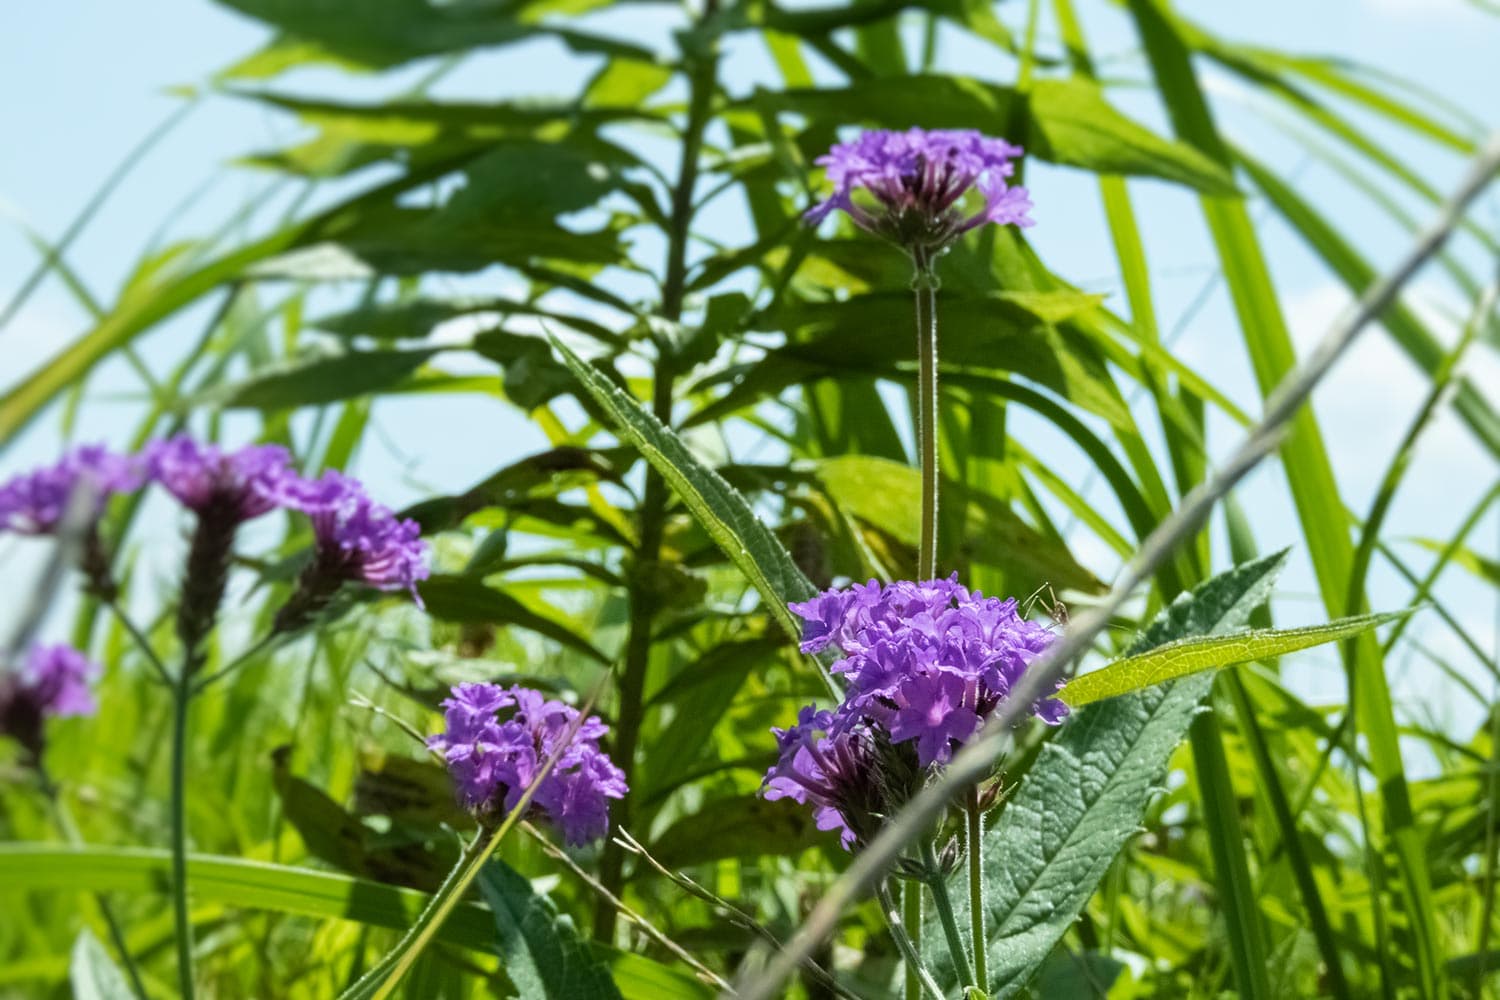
[0,446,143,535]
[1,644,100,762]
[763,576,1065,849]
[805,128,1034,257]
[0,437,429,605]
[427,682,627,846]
[277,471,429,599]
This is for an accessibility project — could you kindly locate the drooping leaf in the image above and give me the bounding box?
[477,858,624,1000]
[1059,610,1405,707]
[206,348,438,410]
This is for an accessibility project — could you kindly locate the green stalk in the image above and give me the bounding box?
[913,262,940,580]
[169,669,196,1000]
[879,881,945,1000]
[966,787,988,990]
[920,838,974,989]
[592,43,717,939]
[903,879,924,1000]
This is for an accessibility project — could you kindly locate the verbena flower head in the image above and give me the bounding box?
[1,644,100,762]
[804,128,1034,259]
[0,445,142,535]
[145,435,292,522]
[276,471,429,600]
[765,577,1066,849]
[427,682,627,846]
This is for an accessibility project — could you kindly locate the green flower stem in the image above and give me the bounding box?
[913,263,941,580]
[877,880,945,1000]
[966,787,988,990]
[169,667,196,1000]
[902,878,924,1000]
[921,838,975,990]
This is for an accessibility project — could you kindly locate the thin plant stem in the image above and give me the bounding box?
[913,262,940,580]
[168,665,196,1000]
[37,766,152,1000]
[105,599,173,687]
[902,880,924,1000]
[966,786,988,989]
[521,822,733,993]
[921,838,974,989]
[877,881,946,1000]
[613,828,863,1000]
[1475,509,1500,994]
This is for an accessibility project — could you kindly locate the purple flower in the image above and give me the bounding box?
[277,471,429,601]
[428,682,627,846]
[145,435,292,521]
[804,128,1034,257]
[765,577,1067,846]
[0,445,143,535]
[1,644,100,763]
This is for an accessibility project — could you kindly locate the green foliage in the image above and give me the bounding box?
[2,0,1495,997]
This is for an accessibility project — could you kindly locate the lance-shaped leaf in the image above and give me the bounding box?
[1058,610,1405,707]
[549,334,839,693]
[926,550,1290,996]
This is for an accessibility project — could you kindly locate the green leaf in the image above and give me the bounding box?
[935,550,1290,997]
[205,348,437,410]
[1058,610,1405,707]
[757,75,1236,193]
[548,334,839,694]
[69,930,135,1000]
[1,846,705,1000]
[648,795,827,868]
[418,575,611,665]
[477,859,623,1000]
[813,455,1103,594]
[691,291,1130,431]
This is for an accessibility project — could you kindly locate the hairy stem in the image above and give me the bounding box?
[913,264,940,580]
[878,881,945,1000]
[921,838,974,989]
[967,786,988,989]
[902,878,924,1000]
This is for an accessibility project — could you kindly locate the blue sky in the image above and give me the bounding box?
[1,0,1496,734]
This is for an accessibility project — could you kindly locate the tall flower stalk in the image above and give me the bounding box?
[804,127,1035,994]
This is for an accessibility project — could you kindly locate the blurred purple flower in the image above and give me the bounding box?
[1,644,100,763]
[145,435,292,521]
[804,128,1033,257]
[276,471,429,601]
[427,682,626,846]
[0,445,142,535]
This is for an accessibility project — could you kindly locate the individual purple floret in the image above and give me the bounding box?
[1,644,100,764]
[427,682,627,846]
[0,445,142,535]
[804,128,1034,258]
[145,435,292,522]
[278,471,429,600]
[766,577,1066,848]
